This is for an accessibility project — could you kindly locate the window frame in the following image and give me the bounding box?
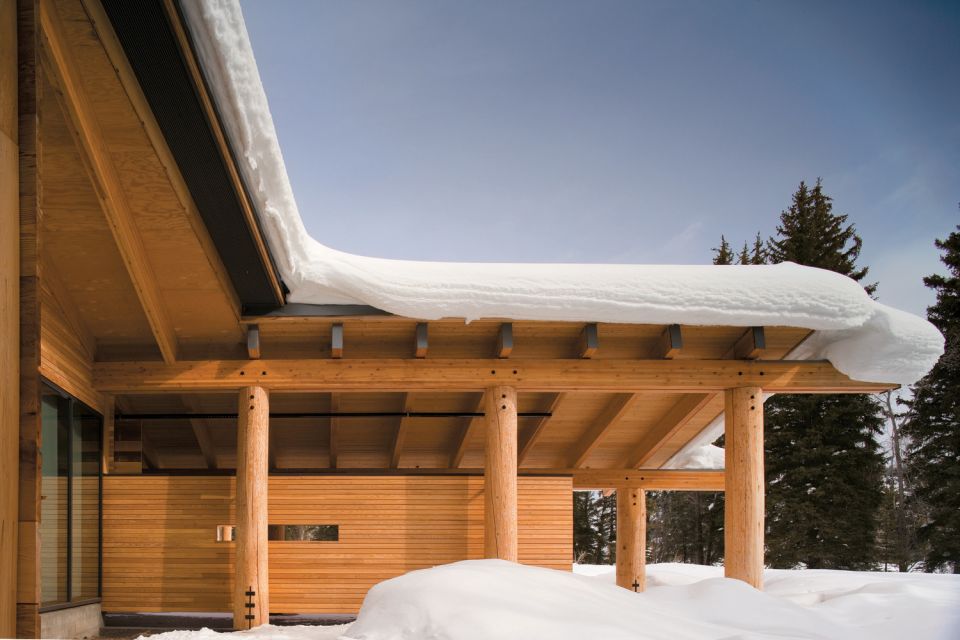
[37,379,104,612]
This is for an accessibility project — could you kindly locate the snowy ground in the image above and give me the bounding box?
[137,560,960,640]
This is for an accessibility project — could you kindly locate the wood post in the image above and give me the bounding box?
[1,0,19,634]
[484,385,518,561]
[234,386,269,629]
[616,488,646,592]
[724,386,764,589]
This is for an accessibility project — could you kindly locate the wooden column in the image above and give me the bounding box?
[234,387,269,629]
[484,385,518,561]
[15,0,41,635]
[1,0,19,635]
[724,386,764,589]
[616,488,646,591]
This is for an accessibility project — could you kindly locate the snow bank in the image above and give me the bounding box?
[179,0,942,387]
[136,561,960,640]
[343,560,960,640]
[579,563,960,640]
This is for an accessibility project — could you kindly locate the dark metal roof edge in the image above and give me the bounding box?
[166,0,288,299]
[241,302,392,318]
[99,0,285,309]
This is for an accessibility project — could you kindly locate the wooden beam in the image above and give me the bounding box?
[578,323,598,358]
[727,326,766,360]
[234,386,269,628]
[569,469,725,491]
[415,323,428,358]
[517,392,564,465]
[485,385,518,561]
[390,393,413,468]
[568,394,638,468]
[329,392,339,468]
[38,0,178,362]
[724,386,764,589]
[246,325,261,360]
[496,323,513,358]
[450,394,485,468]
[657,324,683,359]
[619,393,715,468]
[330,323,343,359]
[16,3,41,632]
[616,489,646,592]
[92,358,895,394]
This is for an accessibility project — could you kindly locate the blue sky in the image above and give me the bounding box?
[240,0,959,318]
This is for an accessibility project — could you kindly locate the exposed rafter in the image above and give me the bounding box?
[619,393,715,469]
[39,0,178,362]
[450,393,486,468]
[579,323,599,358]
[330,323,343,359]
[329,392,340,468]
[246,325,261,360]
[518,393,564,465]
[415,323,428,358]
[726,327,766,360]
[497,323,513,358]
[568,394,639,468]
[390,393,414,468]
[657,324,683,359]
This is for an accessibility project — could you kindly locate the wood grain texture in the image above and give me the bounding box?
[16,2,41,634]
[616,489,645,591]
[101,475,572,614]
[39,0,178,362]
[567,394,638,468]
[91,358,894,394]
[0,0,19,628]
[724,387,764,589]
[619,393,714,468]
[485,386,518,561]
[234,387,269,628]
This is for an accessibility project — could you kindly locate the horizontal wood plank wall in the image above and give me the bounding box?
[38,280,103,413]
[102,477,235,612]
[102,475,572,613]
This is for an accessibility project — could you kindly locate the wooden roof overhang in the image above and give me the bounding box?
[31,0,898,488]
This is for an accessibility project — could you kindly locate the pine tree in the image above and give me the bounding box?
[901,224,960,573]
[713,236,734,265]
[750,232,766,265]
[764,179,886,569]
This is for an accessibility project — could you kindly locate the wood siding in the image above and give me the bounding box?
[102,475,572,613]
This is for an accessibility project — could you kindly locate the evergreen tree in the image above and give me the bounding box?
[713,236,734,265]
[764,179,886,569]
[750,232,767,265]
[901,224,960,573]
[767,179,874,293]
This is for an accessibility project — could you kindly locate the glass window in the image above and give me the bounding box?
[39,383,102,607]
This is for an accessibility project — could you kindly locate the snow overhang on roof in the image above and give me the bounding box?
[176,0,943,394]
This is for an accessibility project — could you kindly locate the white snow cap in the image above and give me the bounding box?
[180,0,943,387]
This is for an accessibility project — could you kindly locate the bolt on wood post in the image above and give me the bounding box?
[724,386,764,589]
[616,488,646,591]
[234,386,269,628]
[485,385,518,561]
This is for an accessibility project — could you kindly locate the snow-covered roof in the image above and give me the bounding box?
[180,0,942,391]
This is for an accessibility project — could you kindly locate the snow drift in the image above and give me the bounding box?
[343,560,959,640]
[136,561,960,640]
[178,0,942,387]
